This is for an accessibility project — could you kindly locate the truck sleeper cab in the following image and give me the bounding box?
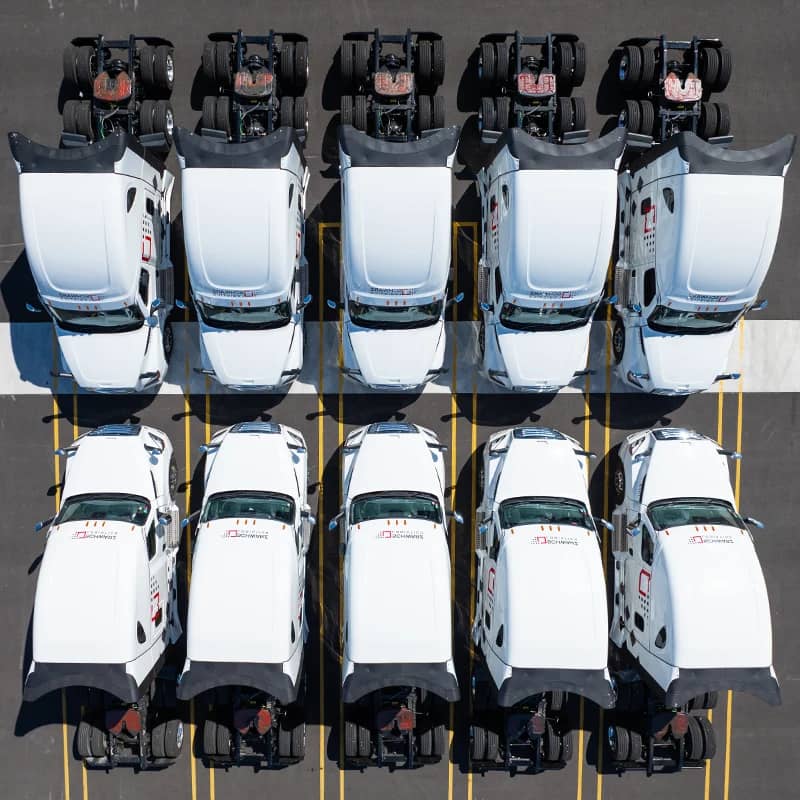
[174,127,310,390]
[334,125,462,391]
[471,426,614,772]
[178,421,312,767]
[607,427,779,773]
[331,421,460,766]
[478,128,626,391]
[26,424,183,769]
[9,132,178,392]
[612,131,795,394]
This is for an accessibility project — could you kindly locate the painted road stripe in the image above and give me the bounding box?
[3,320,799,395]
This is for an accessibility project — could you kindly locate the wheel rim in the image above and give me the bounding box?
[617,108,627,128]
[166,54,174,84]
[618,55,629,81]
[607,725,617,751]
[174,721,184,750]
[165,109,174,137]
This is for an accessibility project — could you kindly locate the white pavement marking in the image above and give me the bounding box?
[1,320,798,394]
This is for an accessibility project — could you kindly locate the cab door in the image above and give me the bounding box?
[623,521,653,653]
[147,520,168,645]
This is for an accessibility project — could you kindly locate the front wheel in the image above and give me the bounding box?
[168,454,178,499]
[613,454,626,506]
[612,318,625,364]
[162,320,174,360]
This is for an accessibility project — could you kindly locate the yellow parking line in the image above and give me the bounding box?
[205,380,214,800]
[317,222,327,800]
[336,227,345,800]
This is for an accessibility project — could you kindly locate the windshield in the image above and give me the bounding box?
[56,493,150,525]
[648,305,743,335]
[499,497,593,529]
[648,499,744,531]
[499,301,596,332]
[349,299,443,330]
[200,491,295,524]
[197,300,292,331]
[350,491,443,524]
[49,305,144,334]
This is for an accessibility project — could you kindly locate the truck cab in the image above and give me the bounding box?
[471,426,614,771]
[333,125,461,391]
[478,129,625,391]
[26,424,183,769]
[612,132,795,394]
[175,127,310,391]
[9,132,177,393]
[331,421,460,766]
[178,421,312,766]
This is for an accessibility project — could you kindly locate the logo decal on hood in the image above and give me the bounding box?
[71,530,118,541]
[378,529,424,541]
[224,529,270,540]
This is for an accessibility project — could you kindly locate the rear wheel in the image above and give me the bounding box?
[280,96,295,129]
[714,47,732,92]
[278,720,292,758]
[416,40,432,88]
[291,721,307,759]
[556,96,573,135]
[479,42,496,85]
[203,719,218,756]
[75,100,93,139]
[215,96,232,137]
[479,96,496,132]
[416,95,432,133]
[494,42,509,86]
[697,716,716,760]
[684,716,704,761]
[713,102,731,136]
[215,42,233,90]
[432,95,445,129]
[618,45,642,86]
[281,41,296,90]
[201,42,217,83]
[151,722,167,759]
[201,95,216,130]
[620,99,641,133]
[75,45,94,93]
[139,45,156,92]
[607,724,630,762]
[699,102,719,140]
[699,46,720,88]
[344,721,358,759]
[431,723,446,758]
[572,41,587,86]
[340,42,354,89]
[152,46,174,97]
[62,45,78,86]
[216,721,231,758]
[639,99,655,136]
[63,99,80,134]
[152,100,174,147]
[495,96,511,131]
[77,721,93,759]
[628,729,643,763]
[89,724,106,757]
[353,41,370,85]
[550,690,565,712]
[571,96,586,130]
[544,721,561,761]
[164,719,183,759]
[340,95,354,126]
[561,730,574,761]
[470,724,486,761]
[139,99,156,135]
[353,95,368,132]
[293,41,309,94]
[418,728,432,757]
[294,96,308,134]
[555,40,574,82]
[431,39,445,87]
[639,46,656,86]
[357,725,371,758]
[485,729,499,761]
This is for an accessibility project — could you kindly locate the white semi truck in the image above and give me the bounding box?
[607,427,779,773]
[174,127,311,390]
[178,421,312,766]
[330,125,463,391]
[470,426,615,771]
[477,129,626,391]
[9,131,180,392]
[612,132,795,394]
[329,421,461,766]
[26,424,183,769]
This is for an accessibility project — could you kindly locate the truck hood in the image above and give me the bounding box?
[57,325,149,390]
[496,323,589,389]
[642,327,735,393]
[346,321,443,389]
[200,321,296,389]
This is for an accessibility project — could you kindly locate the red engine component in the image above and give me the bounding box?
[670,711,690,738]
[105,707,142,736]
[663,72,702,103]
[517,71,556,97]
[374,70,414,97]
[375,706,415,732]
[93,70,133,103]
[233,707,273,735]
[526,713,547,738]
[234,69,274,98]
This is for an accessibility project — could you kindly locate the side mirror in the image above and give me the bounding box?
[34,516,55,532]
[299,293,313,310]
[749,299,768,312]
[447,292,465,308]
[479,301,493,313]
[575,449,597,459]
[744,516,765,529]
[326,298,343,310]
[198,442,220,454]
[146,315,159,328]
[718,449,742,460]
[328,511,343,531]
[595,517,614,532]
[181,510,200,529]
[174,298,187,310]
[301,508,317,526]
[449,510,464,525]
[150,298,164,315]
[605,295,618,305]
[25,302,43,313]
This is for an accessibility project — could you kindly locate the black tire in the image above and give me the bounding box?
[291,721,306,759]
[550,690,565,712]
[470,724,487,761]
[168,453,178,499]
[495,42,509,86]
[495,96,511,131]
[607,724,630,762]
[714,47,732,92]
[555,41,574,82]
[432,95,445,129]
[485,729,499,761]
[353,41,370,85]
[353,95,368,132]
[544,720,561,761]
[618,45,642,86]
[478,320,486,360]
[639,46,656,86]
[613,455,626,505]
[89,724,106,758]
[293,41,309,94]
[417,39,432,87]
[479,96,496,132]
[280,95,295,129]
[699,46,720,89]
[639,99,655,137]
[278,721,292,758]
[63,99,80,134]
[714,102,731,136]
[294,96,308,134]
[699,102,719,140]
[62,45,78,86]
[628,729,643,763]
[561,730,574,761]
[340,42,354,89]
[201,95,217,130]
[572,41,587,86]
[216,722,231,757]
[416,94,432,133]
[139,99,156,135]
[697,716,717,760]
[357,725,370,758]
[153,46,175,97]
[201,41,217,83]
[620,98,641,133]
[152,100,175,147]
[612,318,625,364]
[203,719,218,756]
[571,97,586,130]
[340,95,354,126]
[215,42,233,90]
[164,719,183,759]
[77,721,93,759]
[431,723,446,757]
[479,41,496,85]
[139,45,156,93]
[418,728,433,757]
[344,721,358,759]
[685,716,704,761]
[704,691,719,710]
[556,96,573,135]
[76,100,93,139]
[281,41,296,90]
[431,39,445,87]
[151,722,167,759]
[75,46,94,94]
